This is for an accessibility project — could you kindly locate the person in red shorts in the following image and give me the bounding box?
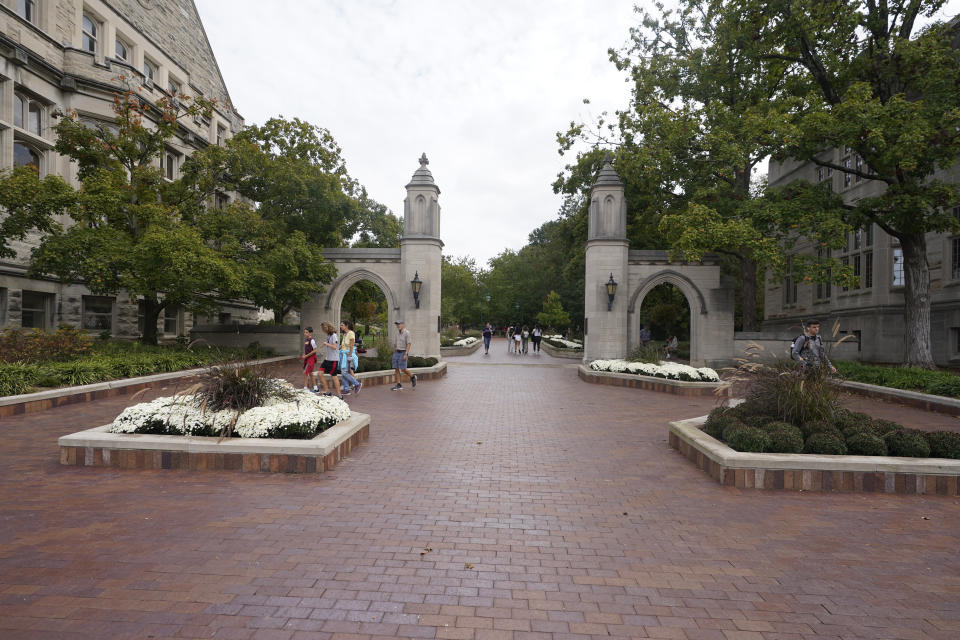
[299,326,319,392]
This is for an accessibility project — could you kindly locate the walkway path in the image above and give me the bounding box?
[1,353,959,639]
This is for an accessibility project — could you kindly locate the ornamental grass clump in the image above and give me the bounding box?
[926,431,960,459]
[884,428,931,458]
[728,361,839,426]
[803,432,848,455]
[761,421,804,453]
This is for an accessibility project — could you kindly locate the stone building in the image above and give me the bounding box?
[0,0,257,339]
[763,149,960,364]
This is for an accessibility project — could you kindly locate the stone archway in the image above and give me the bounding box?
[627,270,705,365]
[323,267,399,335]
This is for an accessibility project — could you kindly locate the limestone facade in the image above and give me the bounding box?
[583,159,736,367]
[0,0,256,339]
[764,151,960,364]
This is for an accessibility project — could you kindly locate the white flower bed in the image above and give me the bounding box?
[108,379,351,439]
[545,335,583,349]
[453,336,479,347]
[589,359,719,382]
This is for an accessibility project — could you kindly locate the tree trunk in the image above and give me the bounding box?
[272,308,287,325]
[901,233,935,368]
[740,257,759,332]
[140,297,163,346]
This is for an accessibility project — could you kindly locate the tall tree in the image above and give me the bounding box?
[0,167,74,260]
[28,87,243,344]
[441,255,484,328]
[728,0,960,367]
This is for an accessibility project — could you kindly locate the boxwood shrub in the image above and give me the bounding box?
[804,432,848,455]
[801,419,839,439]
[884,429,931,458]
[726,426,770,453]
[926,431,960,459]
[761,421,804,454]
[846,432,888,456]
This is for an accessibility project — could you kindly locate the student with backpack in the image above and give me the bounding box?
[791,319,837,373]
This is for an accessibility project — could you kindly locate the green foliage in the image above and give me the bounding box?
[741,361,839,426]
[926,432,960,460]
[0,166,74,259]
[834,361,960,398]
[744,415,775,430]
[761,421,804,454]
[0,326,93,363]
[801,420,839,440]
[804,432,848,456]
[441,255,485,327]
[726,426,771,453]
[846,432,888,457]
[536,291,571,331]
[197,364,281,424]
[355,355,437,373]
[703,408,740,440]
[0,363,41,396]
[884,429,931,458]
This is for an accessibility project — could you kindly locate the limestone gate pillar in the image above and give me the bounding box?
[583,157,629,362]
[400,154,443,358]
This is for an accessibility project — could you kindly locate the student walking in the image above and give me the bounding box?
[318,322,343,399]
[791,319,837,374]
[513,326,522,354]
[507,325,515,353]
[299,327,319,392]
[391,320,417,391]
[339,320,362,396]
[482,322,493,355]
[531,325,542,353]
[521,325,530,354]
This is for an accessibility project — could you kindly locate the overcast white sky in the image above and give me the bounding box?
[196,1,960,269]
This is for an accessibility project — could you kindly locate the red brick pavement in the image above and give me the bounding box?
[1,347,959,639]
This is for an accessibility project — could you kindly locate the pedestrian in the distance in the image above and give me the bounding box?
[513,326,522,354]
[391,320,418,391]
[639,324,652,347]
[299,326,319,392]
[507,325,515,353]
[664,335,679,360]
[339,320,362,396]
[317,322,343,398]
[531,325,542,353]
[521,325,530,354]
[482,322,493,355]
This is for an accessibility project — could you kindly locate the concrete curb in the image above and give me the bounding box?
[669,415,960,494]
[541,342,584,359]
[440,341,482,357]
[0,355,298,419]
[578,365,723,397]
[839,379,960,416]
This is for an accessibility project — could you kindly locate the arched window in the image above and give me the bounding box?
[13,94,24,129]
[13,142,41,174]
[13,93,44,135]
[82,14,98,53]
[115,38,128,61]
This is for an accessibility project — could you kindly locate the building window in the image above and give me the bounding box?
[164,152,177,180]
[841,225,873,290]
[218,312,232,324]
[168,77,181,95]
[163,306,180,335]
[215,192,229,209]
[82,296,114,331]
[953,238,960,281]
[216,125,226,146]
[144,59,156,83]
[115,37,129,61]
[82,14,98,53]
[855,155,864,182]
[13,93,43,135]
[853,329,862,353]
[864,250,873,288]
[892,248,905,286]
[17,0,36,23]
[843,157,852,188]
[13,142,40,174]
[21,291,50,329]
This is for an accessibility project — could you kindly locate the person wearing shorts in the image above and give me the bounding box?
[318,322,342,398]
[339,320,362,396]
[391,320,417,391]
[299,327,319,392]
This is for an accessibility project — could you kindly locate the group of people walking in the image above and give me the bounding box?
[505,324,542,355]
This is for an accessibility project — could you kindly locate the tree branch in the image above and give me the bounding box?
[809,158,893,184]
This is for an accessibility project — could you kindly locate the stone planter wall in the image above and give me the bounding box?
[578,365,723,397]
[59,413,370,474]
[440,340,482,357]
[838,380,960,417]
[669,416,960,495]
[541,342,584,359]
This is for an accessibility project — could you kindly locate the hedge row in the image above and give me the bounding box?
[835,361,960,399]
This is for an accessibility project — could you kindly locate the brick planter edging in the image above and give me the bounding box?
[440,341,482,357]
[58,412,370,474]
[578,365,723,397]
[839,380,960,417]
[0,355,298,419]
[669,416,960,495]
[541,342,584,359]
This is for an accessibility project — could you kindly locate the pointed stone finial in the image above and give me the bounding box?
[602,151,614,165]
[419,153,429,168]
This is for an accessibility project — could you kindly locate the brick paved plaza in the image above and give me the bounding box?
[1,339,959,639]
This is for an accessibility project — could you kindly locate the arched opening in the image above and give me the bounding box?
[636,282,691,361]
[340,280,387,353]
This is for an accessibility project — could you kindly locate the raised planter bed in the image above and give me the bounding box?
[0,355,297,419]
[440,340,482,357]
[669,415,960,495]
[578,365,723,397]
[839,380,960,417]
[59,412,370,474]
[356,361,447,385]
[541,342,583,359]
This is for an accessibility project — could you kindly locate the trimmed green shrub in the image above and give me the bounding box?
[846,432,888,456]
[872,419,903,438]
[840,413,876,439]
[744,415,775,429]
[804,432,848,455]
[726,426,770,453]
[834,360,960,398]
[884,429,931,458]
[703,408,739,440]
[801,419,839,439]
[926,431,960,459]
[761,421,804,453]
[721,420,749,442]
